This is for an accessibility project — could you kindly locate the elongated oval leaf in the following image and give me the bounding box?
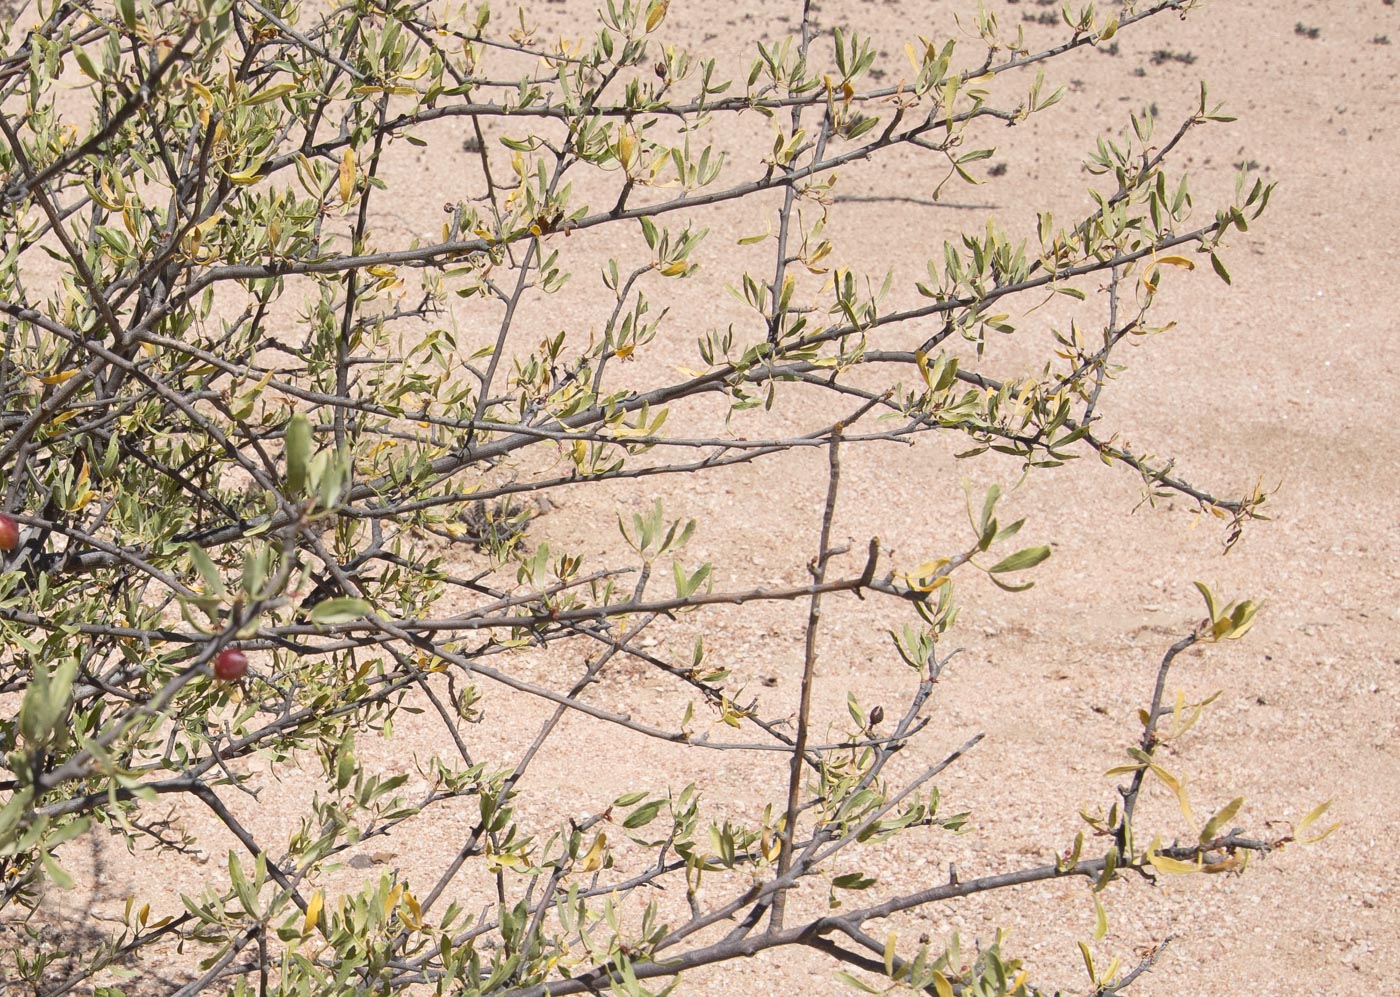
[285,412,311,495]
[308,597,371,625]
[989,545,1051,574]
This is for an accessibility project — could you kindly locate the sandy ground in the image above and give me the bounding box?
[11,0,1400,994]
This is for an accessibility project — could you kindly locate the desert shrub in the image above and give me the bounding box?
[0,0,1331,993]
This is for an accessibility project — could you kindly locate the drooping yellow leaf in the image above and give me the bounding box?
[398,57,431,81]
[577,832,608,872]
[39,368,80,385]
[339,147,356,203]
[1149,763,1196,830]
[302,889,323,935]
[400,890,423,930]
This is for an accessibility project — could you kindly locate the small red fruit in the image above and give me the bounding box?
[0,513,18,552]
[213,648,249,681]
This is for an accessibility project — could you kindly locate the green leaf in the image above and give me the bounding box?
[623,800,664,829]
[187,543,226,599]
[831,872,876,890]
[73,46,100,80]
[1200,796,1245,845]
[42,850,75,890]
[989,545,1051,574]
[243,82,299,106]
[285,412,312,495]
[833,971,882,994]
[308,598,371,625]
[1193,580,1219,622]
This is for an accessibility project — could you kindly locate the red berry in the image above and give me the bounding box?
[213,648,249,681]
[0,513,18,552]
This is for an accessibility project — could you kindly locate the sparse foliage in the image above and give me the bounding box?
[0,0,1327,993]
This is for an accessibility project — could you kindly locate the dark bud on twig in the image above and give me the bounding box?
[868,705,884,728]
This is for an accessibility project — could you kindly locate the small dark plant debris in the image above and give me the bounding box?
[1151,49,1197,66]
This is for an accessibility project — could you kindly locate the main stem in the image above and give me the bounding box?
[772,426,843,929]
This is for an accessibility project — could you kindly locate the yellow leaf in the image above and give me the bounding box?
[302,889,323,935]
[1146,850,1200,875]
[902,558,952,591]
[1297,800,1341,843]
[242,82,297,106]
[188,77,214,105]
[614,344,635,360]
[225,160,266,185]
[1078,940,1096,981]
[398,57,431,81]
[1149,763,1196,830]
[401,890,423,929]
[616,125,636,169]
[645,0,668,32]
[760,827,780,862]
[366,265,397,278]
[577,832,608,872]
[488,851,530,873]
[339,147,356,204]
[932,970,954,997]
[39,369,80,385]
[1154,254,1196,270]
